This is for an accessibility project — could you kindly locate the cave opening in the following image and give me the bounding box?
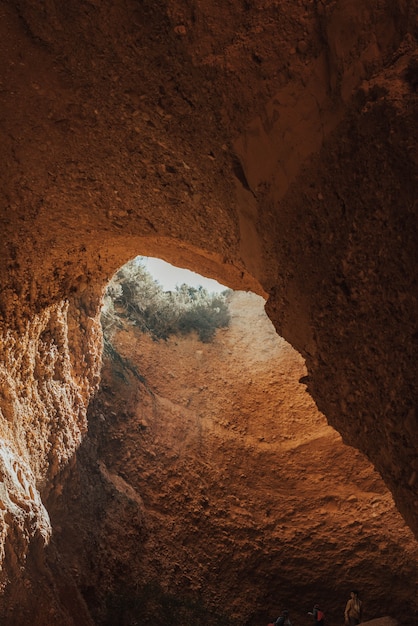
[47,256,418,626]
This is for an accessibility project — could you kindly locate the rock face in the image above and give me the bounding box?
[45,293,417,625]
[0,0,417,623]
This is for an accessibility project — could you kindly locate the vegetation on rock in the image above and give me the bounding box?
[101,258,231,343]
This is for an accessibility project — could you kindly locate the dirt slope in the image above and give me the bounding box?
[46,291,418,626]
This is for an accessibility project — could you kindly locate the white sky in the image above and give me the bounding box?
[139,257,227,293]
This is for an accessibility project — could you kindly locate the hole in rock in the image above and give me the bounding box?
[50,257,418,626]
[140,256,227,295]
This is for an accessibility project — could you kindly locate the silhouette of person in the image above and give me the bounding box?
[275,609,292,626]
[308,603,325,625]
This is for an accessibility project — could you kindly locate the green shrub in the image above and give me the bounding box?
[101,258,231,343]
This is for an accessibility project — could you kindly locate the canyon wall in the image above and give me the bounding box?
[0,0,417,621]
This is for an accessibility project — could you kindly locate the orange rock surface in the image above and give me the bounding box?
[46,293,417,625]
[0,0,417,622]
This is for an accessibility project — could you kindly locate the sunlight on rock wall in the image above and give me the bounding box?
[0,299,102,577]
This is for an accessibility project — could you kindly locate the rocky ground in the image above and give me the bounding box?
[46,291,418,625]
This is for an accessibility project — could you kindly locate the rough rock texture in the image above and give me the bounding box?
[46,293,418,625]
[0,0,417,622]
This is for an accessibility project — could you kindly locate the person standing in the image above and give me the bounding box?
[345,590,363,625]
[275,609,292,626]
[308,603,325,625]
